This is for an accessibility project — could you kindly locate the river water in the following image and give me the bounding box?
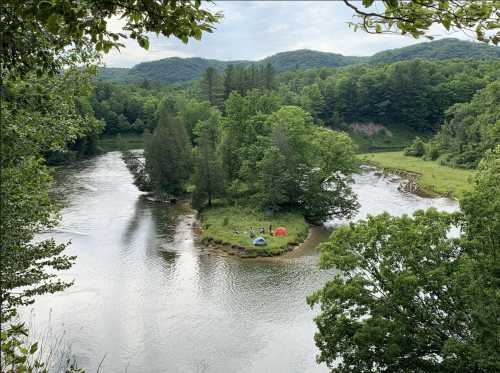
[23,151,458,373]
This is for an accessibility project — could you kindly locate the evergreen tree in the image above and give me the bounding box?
[144,97,192,196]
[201,67,224,108]
[223,65,237,99]
[192,113,225,208]
[263,62,276,90]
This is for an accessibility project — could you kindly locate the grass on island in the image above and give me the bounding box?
[199,206,309,257]
[359,151,475,199]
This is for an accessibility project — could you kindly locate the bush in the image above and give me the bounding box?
[404,136,425,157]
[424,141,440,161]
[1,324,84,373]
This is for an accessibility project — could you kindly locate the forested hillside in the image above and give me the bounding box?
[99,38,499,84]
[259,49,365,71]
[99,57,250,83]
[92,58,499,155]
[370,38,500,63]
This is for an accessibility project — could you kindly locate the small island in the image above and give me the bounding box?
[122,100,359,259]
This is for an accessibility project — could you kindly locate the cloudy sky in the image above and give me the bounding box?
[104,1,472,68]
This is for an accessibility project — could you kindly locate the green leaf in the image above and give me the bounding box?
[443,17,451,30]
[30,342,38,354]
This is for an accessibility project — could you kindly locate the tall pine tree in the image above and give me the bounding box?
[263,62,276,90]
[192,112,224,208]
[145,97,192,196]
[201,67,224,108]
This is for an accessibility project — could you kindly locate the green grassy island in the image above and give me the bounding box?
[198,206,309,258]
[360,151,475,199]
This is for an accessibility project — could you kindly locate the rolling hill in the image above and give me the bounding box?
[99,38,499,84]
[369,38,500,64]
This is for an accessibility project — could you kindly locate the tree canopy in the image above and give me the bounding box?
[0,68,100,321]
[344,0,500,45]
[0,0,220,324]
[308,146,500,372]
[432,80,500,168]
[1,0,221,75]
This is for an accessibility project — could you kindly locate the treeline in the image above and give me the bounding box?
[199,63,276,107]
[98,58,499,171]
[273,59,499,131]
[94,59,498,137]
[97,39,500,85]
[91,80,168,134]
[405,80,500,168]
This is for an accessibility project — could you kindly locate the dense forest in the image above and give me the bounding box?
[99,38,500,84]
[103,54,498,228]
[2,0,499,371]
[90,57,499,167]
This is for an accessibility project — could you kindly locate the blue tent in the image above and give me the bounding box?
[253,236,267,246]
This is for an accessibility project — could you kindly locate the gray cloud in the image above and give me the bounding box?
[103,1,470,67]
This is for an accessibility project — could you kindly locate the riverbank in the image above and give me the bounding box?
[359,151,475,199]
[198,206,309,258]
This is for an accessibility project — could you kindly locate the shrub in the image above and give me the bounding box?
[424,141,440,160]
[404,137,425,157]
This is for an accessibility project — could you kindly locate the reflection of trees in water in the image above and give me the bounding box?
[49,157,100,206]
[121,194,181,264]
[148,198,179,240]
[122,196,144,244]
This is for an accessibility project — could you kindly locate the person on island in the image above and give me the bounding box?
[269,224,273,236]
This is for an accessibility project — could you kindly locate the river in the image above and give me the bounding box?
[23,151,458,373]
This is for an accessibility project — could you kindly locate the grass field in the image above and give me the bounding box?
[359,151,475,199]
[199,206,309,257]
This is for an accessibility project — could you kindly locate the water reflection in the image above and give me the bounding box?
[22,152,458,373]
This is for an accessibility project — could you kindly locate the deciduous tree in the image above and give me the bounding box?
[343,0,499,45]
[308,146,500,372]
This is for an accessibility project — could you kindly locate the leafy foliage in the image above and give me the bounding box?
[431,81,500,168]
[223,104,359,223]
[404,137,426,157]
[370,37,500,63]
[200,67,224,108]
[278,59,498,132]
[1,323,84,373]
[1,0,221,75]
[260,49,364,71]
[0,69,100,321]
[192,112,225,208]
[344,0,500,45]
[90,81,162,134]
[308,147,500,372]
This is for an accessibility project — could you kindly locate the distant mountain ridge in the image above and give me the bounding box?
[99,38,500,84]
